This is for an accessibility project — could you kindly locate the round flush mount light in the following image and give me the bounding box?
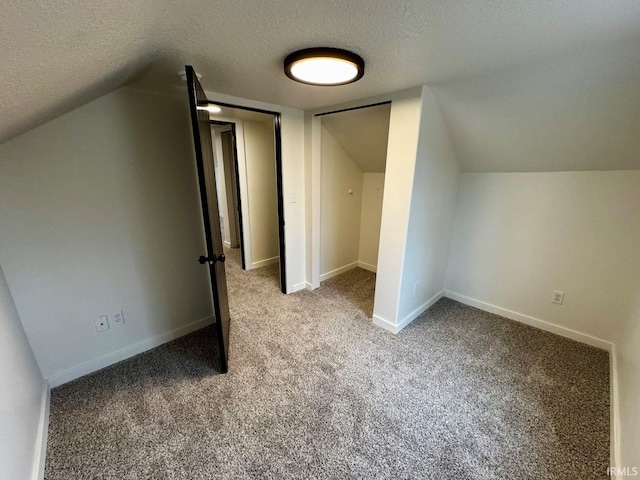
[284,48,365,86]
[196,104,222,114]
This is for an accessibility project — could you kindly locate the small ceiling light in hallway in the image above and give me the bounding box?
[197,104,222,114]
[284,48,365,86]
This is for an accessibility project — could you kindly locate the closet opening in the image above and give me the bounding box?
[317,102,391,318]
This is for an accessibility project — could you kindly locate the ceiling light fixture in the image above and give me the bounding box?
[284,48,365,86]
[197,104,222,114]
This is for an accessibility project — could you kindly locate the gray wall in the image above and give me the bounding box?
[0,87,213,383]
[0,264,45,478]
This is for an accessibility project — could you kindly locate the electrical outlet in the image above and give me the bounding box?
[94,315,109,332]
[111,310,125,326]
[290,191,297,203]
[552,291,565,305]
[413,281,421,296]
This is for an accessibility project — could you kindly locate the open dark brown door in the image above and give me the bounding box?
[185,65,230,373]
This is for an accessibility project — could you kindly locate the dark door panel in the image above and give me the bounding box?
[185,65,230,373]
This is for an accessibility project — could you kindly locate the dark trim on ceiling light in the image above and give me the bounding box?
[284,47,365,86]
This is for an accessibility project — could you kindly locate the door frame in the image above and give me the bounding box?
[310,100,392,290]
[220,128,243,256]
[208,103,287,294]
[211,120,247,270]
[210,123,235,249]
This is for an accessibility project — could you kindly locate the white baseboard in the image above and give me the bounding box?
[291,282,307,293]
[223,240,231,247]
[443,291,613,351]
[373,290,444,334]
[397,290,445,332]
[372,314,398,333]
[47,316,215,388]
[251,256,279,269]
[357,261,377,273]
[320,262,358,282]
[32,379,50,480]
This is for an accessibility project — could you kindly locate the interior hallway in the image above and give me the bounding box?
[45,247,609,479]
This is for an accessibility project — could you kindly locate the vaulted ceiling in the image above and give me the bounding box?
[321,105,391,174]
[2,0,639,171]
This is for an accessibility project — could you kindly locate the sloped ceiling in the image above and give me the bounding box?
[321,104,391,173]
[433,35,640,172]
[0,0,159,143]
[1,0,640,171]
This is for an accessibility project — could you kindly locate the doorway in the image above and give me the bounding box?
[317,103,391,318]
[208,106,286,294]
[211,123,243,265]
[185,65,288,375]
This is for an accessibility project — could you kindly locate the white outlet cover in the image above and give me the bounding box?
[552,291,565,305]
[94,315,109,332]
[111,311,125,326]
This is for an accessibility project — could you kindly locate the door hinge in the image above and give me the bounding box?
[198,253,226,265]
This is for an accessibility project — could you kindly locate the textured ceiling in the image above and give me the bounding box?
[0,0,159,143]
[1,0,640,170]
[321,105,391,173]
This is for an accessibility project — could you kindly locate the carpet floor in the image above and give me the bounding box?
[45,249,610,479]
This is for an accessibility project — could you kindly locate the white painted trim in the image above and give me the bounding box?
[210,116,252,270]
[310,115,322,290]
[372,314,398,333]
[223,240,231,247]
[291,281,307,293]
[211,127,232,247]
[203,89,287,116]
[319,262,358,282]
[357,261,377,273]
[443,291,613,351]
[373,290,444,334]
[232,120,251,270]
[47,316,215,387]
[250,256,279,269]
[397,290,444,332]
[610,344,621,475]
[304,281,316,291]
[307,87,419,117]
[32,379,50,480]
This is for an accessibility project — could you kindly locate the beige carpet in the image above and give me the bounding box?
[45,248,610,479]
